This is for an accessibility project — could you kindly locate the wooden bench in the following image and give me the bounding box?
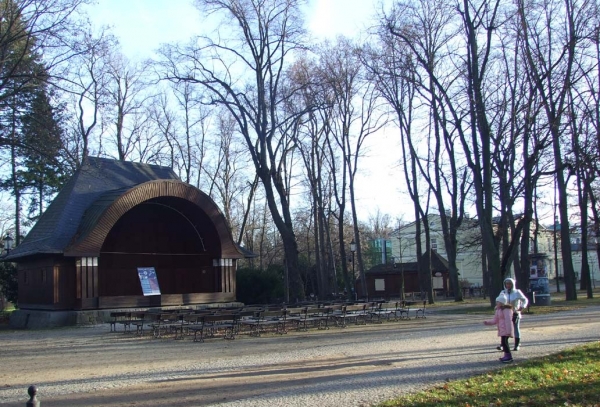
[162,312,197,339]
[331,305,350,328]
[148,312,181,338]
[261,309,291,334]
[318,307,335,330]
[393,301,411,320]
[109,311,133,332]
[128,311,157,336]
[188,313,239,342]
[369,302,397,323]
[238,310,265,336]
[335,304,368,326]
[239,309,290,336]
[295,307,330,331]
[415,300,427,319]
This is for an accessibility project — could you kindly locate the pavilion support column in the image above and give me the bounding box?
[76,257,99,309]
[213,259,234,293]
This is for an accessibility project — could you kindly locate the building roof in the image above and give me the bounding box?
[366,250,449,275]
[6,157,181,260]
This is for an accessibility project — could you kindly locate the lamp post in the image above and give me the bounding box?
[592,238,597,289]
[553,215,560,293]
[3,233,13,255]
[397,235,406,301]
[350,240,356,300]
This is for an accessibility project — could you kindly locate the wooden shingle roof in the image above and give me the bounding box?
[6,157,179,260]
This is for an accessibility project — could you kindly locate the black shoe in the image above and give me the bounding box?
[496,346,502,351]
[513,345,520,351]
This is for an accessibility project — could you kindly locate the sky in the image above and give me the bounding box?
[85,0,409,224]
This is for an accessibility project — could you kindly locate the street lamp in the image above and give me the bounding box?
[553,215,560,293]
[3,233,13,255]
[397,234,406,301]
[592,238,597,289]
[350,240,356,300]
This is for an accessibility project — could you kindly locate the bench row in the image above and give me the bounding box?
[109,301,427,342]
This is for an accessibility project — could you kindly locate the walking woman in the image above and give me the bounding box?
[496,277,529,351]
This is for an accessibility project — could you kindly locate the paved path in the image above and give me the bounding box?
[0,306,598,407]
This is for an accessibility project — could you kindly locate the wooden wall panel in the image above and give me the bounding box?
[99,253,215,296]
[18,258,56,308]
[364,272,448,299]
[97,292,235,309]
[17,257,77,310]
[55,259,76,309]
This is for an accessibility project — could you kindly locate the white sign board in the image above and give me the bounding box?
[137,267,161,296]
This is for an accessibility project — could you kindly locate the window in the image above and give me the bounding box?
[375,279,385,291]
[431,238,438,251]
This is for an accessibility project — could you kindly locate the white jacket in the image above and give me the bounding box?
[501,277,529,315]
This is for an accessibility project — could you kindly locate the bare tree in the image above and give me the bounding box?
[516,0,595,300]
[289,55,337,298]
[0,0,87,123]
[105,54,153,161]
[316,36,387,298]
[147,90,177,166]
[203,109,254,236]
[492,14,555,294]
[62,27,114,165]
[568,48,597,298]
[587,23,600,292]
[382,0,471,302]
[172,81,208,185]
[159,0,309,301]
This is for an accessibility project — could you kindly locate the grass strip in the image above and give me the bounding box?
[378,341,600,407]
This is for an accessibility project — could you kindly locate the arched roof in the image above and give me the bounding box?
[5,157,180,260]
[65,179,243,259]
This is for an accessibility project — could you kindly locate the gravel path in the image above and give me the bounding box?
[0,306,598,407]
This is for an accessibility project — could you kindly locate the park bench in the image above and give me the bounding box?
[109,311,133,332]
[331,305,350,328]
[162,312,197,339]
[238,310,265,336]
[369,302,397,323]
[295,307,331,331]
[393,301,411,320]
[148,312,181,338]
[239,309,289,336]
[128,311,157,335]
[349,303,370,325]
[188,313,239,342]
[415,300,427,319]
[335,303,368,326]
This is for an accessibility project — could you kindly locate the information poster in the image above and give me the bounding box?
[137,267,161,296]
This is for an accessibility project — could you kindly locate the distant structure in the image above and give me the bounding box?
[5,157,247,316]
[362,250,450,299]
